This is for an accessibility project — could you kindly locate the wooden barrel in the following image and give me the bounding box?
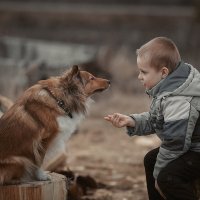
[0,172,67,200]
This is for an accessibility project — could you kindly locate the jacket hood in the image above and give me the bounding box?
[146,61,200,98]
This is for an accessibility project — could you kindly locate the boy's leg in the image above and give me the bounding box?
[157,150,200,200]
[144,147,165,200]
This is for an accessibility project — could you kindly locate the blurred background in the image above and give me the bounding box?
[0,1,200,199]
[0,0,200,99]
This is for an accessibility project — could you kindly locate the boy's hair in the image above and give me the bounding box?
[136,37,181,73]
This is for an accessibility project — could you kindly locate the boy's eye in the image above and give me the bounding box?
[141,70,148,74]
[90,77,95,80]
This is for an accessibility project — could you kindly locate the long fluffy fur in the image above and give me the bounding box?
[0,65,110,184]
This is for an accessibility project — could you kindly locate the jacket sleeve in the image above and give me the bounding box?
[153,96,198,179]
[126,112,155,136]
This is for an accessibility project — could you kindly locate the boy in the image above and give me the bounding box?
[104,37,200,200]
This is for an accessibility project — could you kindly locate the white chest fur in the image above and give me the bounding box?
[56,97,93,141]
[42,98,93,170]
[57,113,85,142]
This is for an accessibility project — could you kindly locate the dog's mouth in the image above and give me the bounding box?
[94,88,106,93]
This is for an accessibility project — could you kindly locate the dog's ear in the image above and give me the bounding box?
[68,65,81,81]
[70,65,79,78]
[62,65,80,82]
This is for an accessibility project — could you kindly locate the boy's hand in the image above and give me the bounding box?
[104,113,135,128]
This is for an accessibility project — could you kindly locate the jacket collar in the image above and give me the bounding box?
[146,61,190,98]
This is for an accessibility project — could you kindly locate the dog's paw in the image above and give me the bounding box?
[35,169,51,181]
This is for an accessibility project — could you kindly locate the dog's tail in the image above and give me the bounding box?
[0,156,37,185]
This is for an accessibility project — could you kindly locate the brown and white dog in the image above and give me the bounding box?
[0,65,110,184]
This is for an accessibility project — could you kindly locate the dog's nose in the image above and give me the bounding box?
[108,80,111,85]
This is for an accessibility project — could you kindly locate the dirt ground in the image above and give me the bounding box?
[66,90,160,200]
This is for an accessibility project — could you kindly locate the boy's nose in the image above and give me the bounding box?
[138,72,144,81]
[138,73,142,80]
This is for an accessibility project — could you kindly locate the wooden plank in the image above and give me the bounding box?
[0,172,67,200]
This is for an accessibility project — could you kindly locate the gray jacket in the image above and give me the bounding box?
[127,61,200,179]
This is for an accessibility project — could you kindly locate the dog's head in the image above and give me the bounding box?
[38,65,110,114]
[61,65,110,97]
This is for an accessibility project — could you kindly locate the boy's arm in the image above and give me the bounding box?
[153,96,197,179]
[127,112,155,136]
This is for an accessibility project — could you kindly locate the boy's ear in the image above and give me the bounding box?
[161,67,169,78]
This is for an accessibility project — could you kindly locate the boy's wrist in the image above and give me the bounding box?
[127,116,135,127]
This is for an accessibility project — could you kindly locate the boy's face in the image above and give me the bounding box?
[137,56,167,90]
